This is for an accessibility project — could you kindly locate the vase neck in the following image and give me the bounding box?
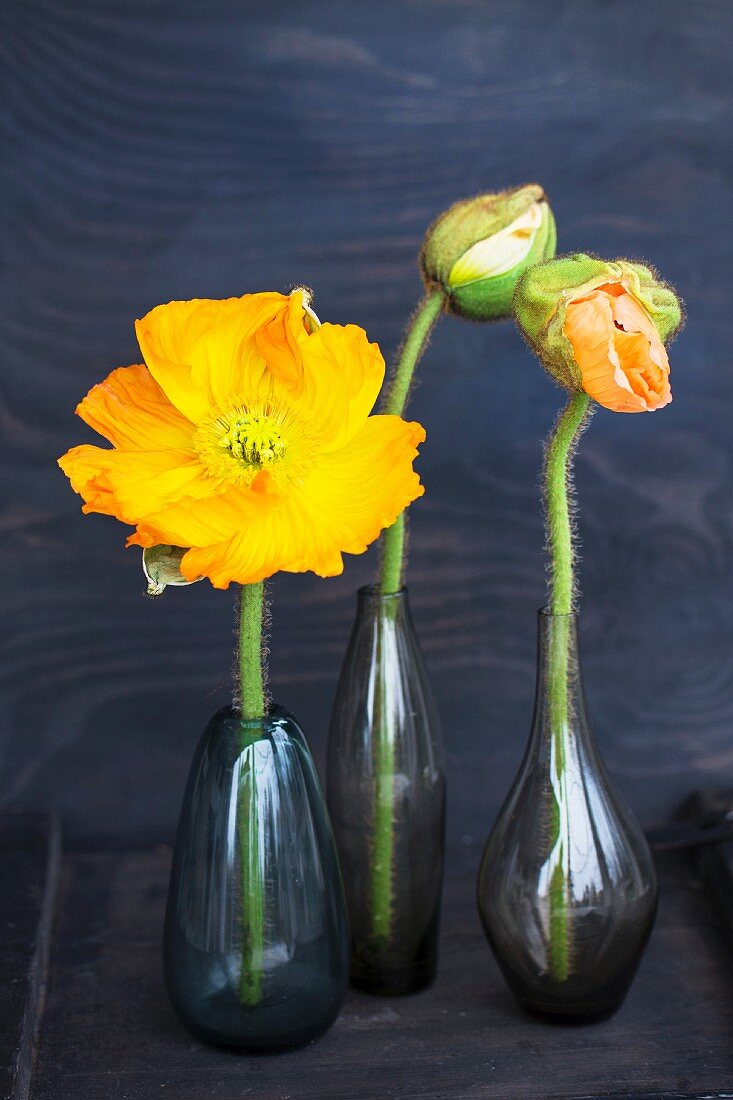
[531,610,591,749]
[356,584,410,625]
[536,609,581,683]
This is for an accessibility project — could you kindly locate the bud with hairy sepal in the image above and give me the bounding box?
[420,183,556,321]
[513,253,684,412]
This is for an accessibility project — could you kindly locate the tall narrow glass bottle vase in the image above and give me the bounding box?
[477,611,658,1022]
[327,586,446,995]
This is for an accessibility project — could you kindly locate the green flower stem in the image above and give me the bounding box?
[543,391,593,982]
[378,288,443,596]
[239,582,266,720]
[379,513,405,596]
[237,581,266,1006]
[369,289,443,948]
[381,288,444,419]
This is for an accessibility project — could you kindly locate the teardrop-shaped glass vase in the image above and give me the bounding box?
[164,704,350,1050]
[477,611,658,1023]
[327,585,446,995]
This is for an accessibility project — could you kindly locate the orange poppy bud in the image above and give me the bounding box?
[513,254,683,412]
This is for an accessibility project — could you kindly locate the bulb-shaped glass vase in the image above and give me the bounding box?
[327,586,446,995]
[164,704,350,1051]
[477,611,658,1023]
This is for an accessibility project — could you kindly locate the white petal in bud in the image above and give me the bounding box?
[142,545,202,597]
[448,202,545,288]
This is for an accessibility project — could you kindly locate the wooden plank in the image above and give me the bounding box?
[0,0,731,855]
[0,814,61,1100]
[33,844,733,1099]
[680,790,733,950]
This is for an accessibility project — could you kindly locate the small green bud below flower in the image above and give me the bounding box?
[142,545,202,596]
[420,183,556,321]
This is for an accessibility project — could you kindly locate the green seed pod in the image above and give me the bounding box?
[420,183,557,321]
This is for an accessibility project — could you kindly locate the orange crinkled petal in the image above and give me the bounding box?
[58,445,219,526]
[295,323,385,451]
[135,292,292,420]
[76,363,196,450]
[563,283,671,413]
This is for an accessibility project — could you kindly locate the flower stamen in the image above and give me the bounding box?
[219,413,287,467]
[195,396,318,488]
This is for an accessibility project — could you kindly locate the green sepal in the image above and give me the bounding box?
[615,260,683,343]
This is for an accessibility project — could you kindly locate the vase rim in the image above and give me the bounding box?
[220,702,292,729]
[358,583,407,601]
[538,607,577,621]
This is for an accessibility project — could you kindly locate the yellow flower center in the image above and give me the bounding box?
[219,413,286,468]
[195,397,315,488]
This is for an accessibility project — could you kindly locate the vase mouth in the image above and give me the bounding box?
[538,607,577,621]
[223,702,291,729]
[358,584,407,601]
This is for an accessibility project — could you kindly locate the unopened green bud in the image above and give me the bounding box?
[513,253,683,393]
[420,183,556,321]
[142,545,202,597]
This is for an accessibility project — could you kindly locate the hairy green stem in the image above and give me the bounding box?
[545,393,591,616]
[369,290,443,949]
[239,582,266,720]
[379,513,405,596]
[543,392,592,982]
[377,288,443,595]
[381,288,444,418]
[237,581,266,1005]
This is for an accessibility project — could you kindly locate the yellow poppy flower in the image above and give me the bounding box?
[59,291,426,589]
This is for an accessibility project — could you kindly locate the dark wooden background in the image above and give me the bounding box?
[2,0,730,850]
[2,2,733,1096]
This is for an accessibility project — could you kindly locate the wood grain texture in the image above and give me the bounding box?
[0,0,732,857]
[0,815,60,1100]
[31,844,733,1100]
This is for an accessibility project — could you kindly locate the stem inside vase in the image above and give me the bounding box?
[237,581,267,1005]
[237,734,265,1004]
[547,613,571,981]
[370,600,397,946]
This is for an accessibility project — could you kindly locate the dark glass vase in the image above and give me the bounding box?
[327,586,446,995]
[164,704,350,1051]
[477,611,658,1023]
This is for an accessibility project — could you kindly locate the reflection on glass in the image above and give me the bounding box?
[164,705,350,1050]
[477,611,658,1022]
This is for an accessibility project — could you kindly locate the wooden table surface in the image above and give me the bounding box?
[2,0,733,1095]
[20,834,733,1100]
